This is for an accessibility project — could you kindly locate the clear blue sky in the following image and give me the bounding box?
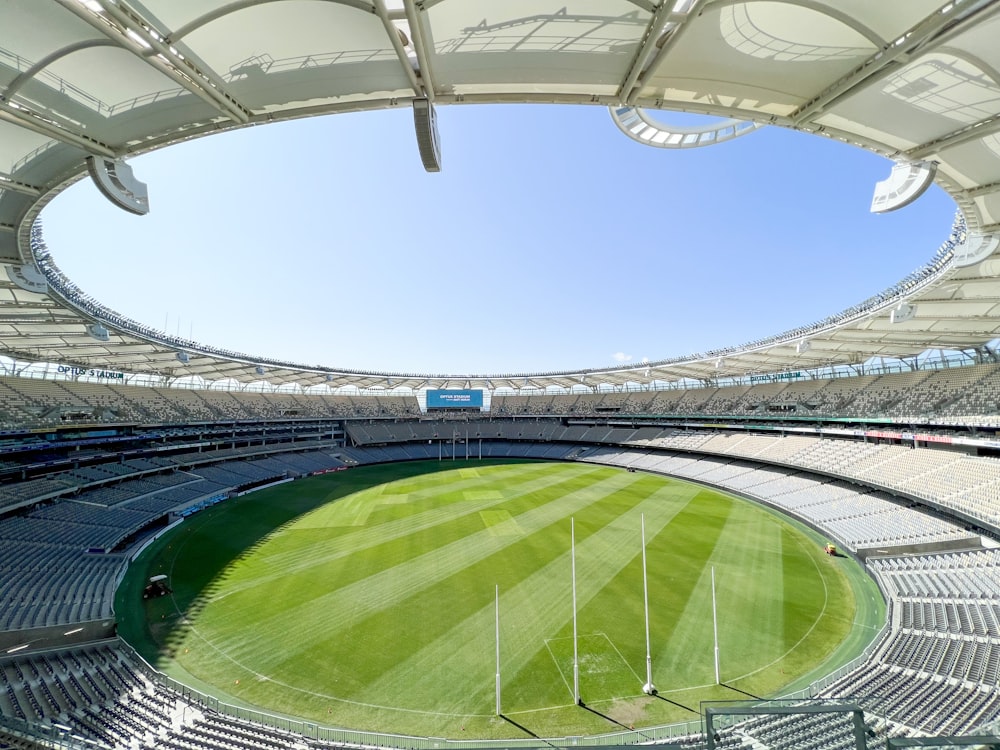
[42,104,957,376]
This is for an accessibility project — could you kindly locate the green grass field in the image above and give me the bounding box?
[116,460,884,739]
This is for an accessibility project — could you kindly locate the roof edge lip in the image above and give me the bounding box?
[27,211,964,386]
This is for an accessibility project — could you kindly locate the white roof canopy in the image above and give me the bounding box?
[4,0,1000,390]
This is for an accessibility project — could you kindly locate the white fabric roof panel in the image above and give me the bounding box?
[3,0,1000,390]
[0,121,53,177]
[643,5,876,107]
[427,1,648,91]
[179,2,415,110]
[979,194,1000,227]
[829,62,998,147]
[937,141,1000,189]
[0,2,102,64]
[828,0,949,41]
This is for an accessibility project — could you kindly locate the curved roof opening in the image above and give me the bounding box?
[5,0,1000,391]
[40,103,955,376]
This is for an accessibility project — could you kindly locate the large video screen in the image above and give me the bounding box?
[426,389,484,409]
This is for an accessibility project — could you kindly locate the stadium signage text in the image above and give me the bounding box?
[865,430,902,440]
[57,366,125,380]
[748,371,803,383]
[426,389,484,409]
[903,432,953,444]
[864,429,954,445]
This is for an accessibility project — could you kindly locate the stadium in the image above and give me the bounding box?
[5,1,1000,748]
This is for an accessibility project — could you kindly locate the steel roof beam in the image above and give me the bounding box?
[908,113,1000,160]
[372,0,422,96]
[964,180,1000,198]
[790,0,1000,125]
[0,176,42,197]
[0,102,116,158]
[54,0,252,125]
[617,1,683,104]
[402,0,438,101]
[626,0,708,105]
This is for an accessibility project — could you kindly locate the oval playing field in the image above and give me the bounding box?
[118,460,884,739]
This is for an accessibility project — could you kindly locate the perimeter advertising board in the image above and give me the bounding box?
[426,389,484,409]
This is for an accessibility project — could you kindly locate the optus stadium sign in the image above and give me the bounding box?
[57,365,125,381]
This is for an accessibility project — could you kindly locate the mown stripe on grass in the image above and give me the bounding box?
[647,490,733,686]
[195,471,652,668]
[710,501,786,682]
[782,524,826,652]
[348,482,695,713]
[203,465,613,617]
[132,464,866,737]
[317,462,551,527]
[480,510,523,536]
[262,462,563,557]
[201,464,601,604]
[289,474,694,706]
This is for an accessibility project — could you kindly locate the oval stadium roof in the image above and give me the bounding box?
[4,0,1000,391]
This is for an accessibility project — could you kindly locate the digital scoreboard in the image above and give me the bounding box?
[426,389,484,409]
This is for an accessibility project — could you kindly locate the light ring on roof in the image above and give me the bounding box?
[85,157,149,216]
[870,160,937,214]
[86,323,110,342]
[889,303,917,324]
[610,106,761,149]
[6,264,48,294]
[953,232,1000,268]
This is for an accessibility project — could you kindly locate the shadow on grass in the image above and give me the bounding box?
[720,682,762,700]
[651,692,699,714]
[499,714,556,746]
[119,461,503,666]
[578,702,655,741]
